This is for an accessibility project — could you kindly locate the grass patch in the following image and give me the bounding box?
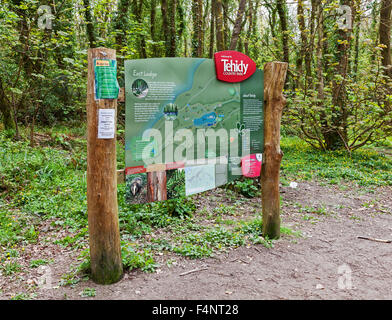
[281,136,392,186]
[79,288,96,298]
[1,261,22,275]
[30,259,49,268]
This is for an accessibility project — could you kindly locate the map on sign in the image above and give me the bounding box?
[124,57,264,204]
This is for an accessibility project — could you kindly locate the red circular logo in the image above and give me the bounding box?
[214,50,256,83]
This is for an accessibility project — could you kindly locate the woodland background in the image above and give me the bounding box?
[0,0,391,151]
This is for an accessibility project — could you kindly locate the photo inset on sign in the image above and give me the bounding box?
[166,169,185,199]
[163,103,178,121]
[126,169,185,204]
[132,79,149,98]
[126,173,147,204]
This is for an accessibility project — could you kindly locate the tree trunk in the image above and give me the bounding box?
[244,0,253,56]
[0,79,15,131]
[150,0,158,56]
[327,0,353,150]
[168,0,177,57]
[316,0,327,149]
[0,97,15,132]
[160,0,170,56]
[192,0,203,57]
[229,0,247,51]
[380,0,392,77]
[276,0,289,64]
[209,0,216,57]
[222,0,230,48]
[114,0,130,64]
[261,62,288,239]
[296,0,307,88]
[215,0,225,51]
[132,0,147,58]
[83,0,96,48]
[304,0,317,89]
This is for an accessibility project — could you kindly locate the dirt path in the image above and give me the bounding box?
[1,181,392,300]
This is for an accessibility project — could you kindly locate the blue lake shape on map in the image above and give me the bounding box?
[193,112,217,127]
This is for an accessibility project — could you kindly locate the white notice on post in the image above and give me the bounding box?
[98,109,115,139]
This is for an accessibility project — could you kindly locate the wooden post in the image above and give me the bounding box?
[261,61,288,239]
[86,47,123,284]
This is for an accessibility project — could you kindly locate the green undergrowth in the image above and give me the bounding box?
[281,136,392,186]
[1,129,390,280]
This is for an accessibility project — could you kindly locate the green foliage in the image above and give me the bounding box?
[30,259,49,268]
[1,261,22,275]
[203,227,245,248]
[172,243,213,259]
[10,292,33,300]
[80,288,96,298]
[121,243,158,272]
[166,170,185,199]
[0,132,88,233]
[228,178,260,198]
[281,136,392,186]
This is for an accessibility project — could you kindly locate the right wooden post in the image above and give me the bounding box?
[261,61,288,239]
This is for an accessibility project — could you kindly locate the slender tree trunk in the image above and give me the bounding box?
[114,0,130,65]
[296,0,307,88]
[177,2,185,42]
[150,0,158,56]
[132,0,147,58]
[83,0,96,48]
[161,0,170,56]
[353,17,360,79]
[209,0,216,57]
[222,0,230,48]
[380,0,392,78]
[168,0,177,57]
[0,84,15,131]
[316,0,327,150]
[327,0,353,150]
[215,0,225,51]
[229,0,247,51]
[303,0,317,89]
[138,0,147,58]
[276,0,289,64]
[244,0,253,56]
[192,0,203,57]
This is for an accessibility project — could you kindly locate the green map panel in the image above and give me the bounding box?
[124,58,264,204]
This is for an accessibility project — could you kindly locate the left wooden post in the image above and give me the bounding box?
[86,47,123,284]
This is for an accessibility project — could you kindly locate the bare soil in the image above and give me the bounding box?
[1,180,391,300]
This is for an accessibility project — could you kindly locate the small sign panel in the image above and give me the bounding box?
[241,153,262,178]
[214,51,256,83]
[94,59,119,100]
[98,109,115,139]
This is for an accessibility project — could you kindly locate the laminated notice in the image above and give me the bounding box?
[98,109,115,139]
[94,59,119,100]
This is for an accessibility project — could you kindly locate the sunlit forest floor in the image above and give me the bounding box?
[0,124,391,299]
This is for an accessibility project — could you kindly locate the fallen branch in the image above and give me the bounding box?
[179,267,208,276]
[357,236,392,243]
[229,258,250,264]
